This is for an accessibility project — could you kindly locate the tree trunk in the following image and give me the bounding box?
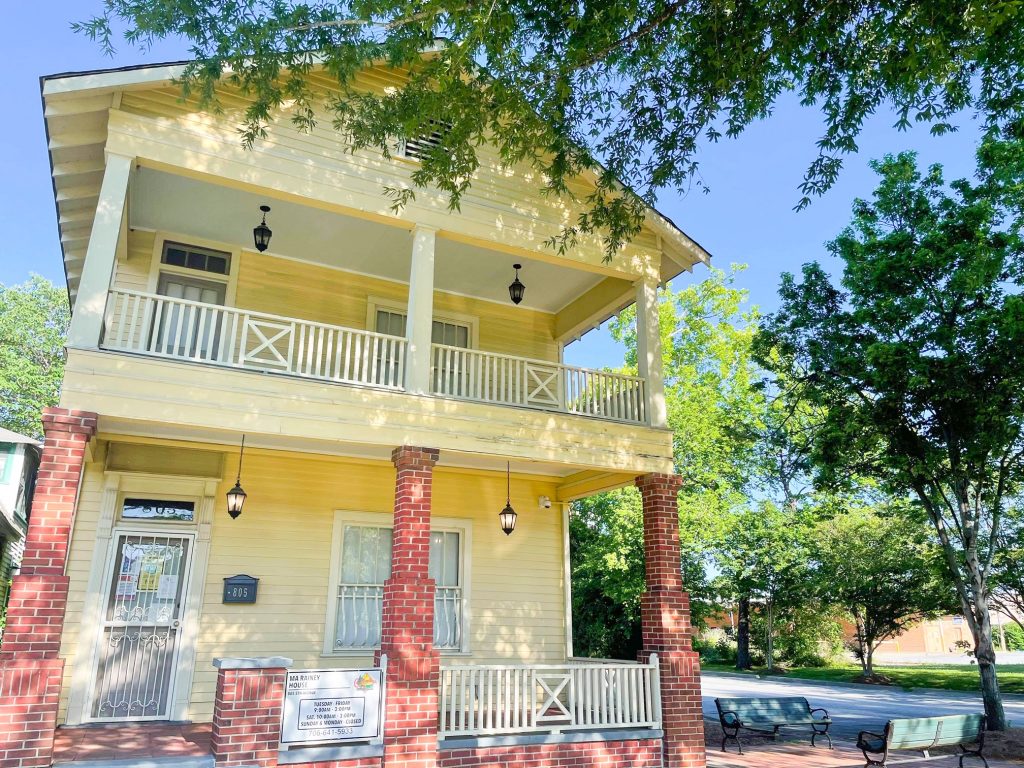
[969,589,1007,730]
[736,594,751,670]
[765,600,774,673]
[864,642,875,678]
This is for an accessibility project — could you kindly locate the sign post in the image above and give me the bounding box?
[281,662,385,746]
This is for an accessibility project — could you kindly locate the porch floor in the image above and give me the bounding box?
[53,722,211,764]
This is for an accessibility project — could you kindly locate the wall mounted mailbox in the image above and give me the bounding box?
[223,574,259,604]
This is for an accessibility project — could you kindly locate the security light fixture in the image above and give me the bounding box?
[499,462,517,535]
[253,205,273,252]
[226,435,248,519]
[508,264,525,305]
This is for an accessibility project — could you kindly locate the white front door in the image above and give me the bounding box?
[87,531,195,721]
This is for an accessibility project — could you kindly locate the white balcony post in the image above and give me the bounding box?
[634,276,667,428]
[405,225,437,394]
[66,153,133,351]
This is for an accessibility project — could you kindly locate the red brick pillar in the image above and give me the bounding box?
[636,473,705,768]
[378,446,440,768]
[211,657,292,768]
[0,407,96,768]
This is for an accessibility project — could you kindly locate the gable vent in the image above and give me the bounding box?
[400,121,452,161]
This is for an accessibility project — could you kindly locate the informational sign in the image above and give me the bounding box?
[281,668,384,745]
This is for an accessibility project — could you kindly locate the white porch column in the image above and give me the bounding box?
[635,276,667,428]
[405,225,437,394]
[66,153,133,350]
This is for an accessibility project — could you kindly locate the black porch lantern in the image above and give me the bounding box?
[226,435,248,519]
[508,264,525,305]
[498,461,517,535]
[253,205,273,252]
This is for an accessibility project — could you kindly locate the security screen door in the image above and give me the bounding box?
[88,531,193,721]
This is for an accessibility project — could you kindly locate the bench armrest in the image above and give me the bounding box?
[718,710,741,728]
[856,730,885,749]
[810,707,830,721]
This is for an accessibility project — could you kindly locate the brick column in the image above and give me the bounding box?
[211,657,292,768]
[636,473,705,768]
[378,446,440,768]
[0,407,96,768]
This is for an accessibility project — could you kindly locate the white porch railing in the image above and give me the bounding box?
[102,289,406,389]
[334,584,463,651]
[431,344,647,424]
[438,655,661,738]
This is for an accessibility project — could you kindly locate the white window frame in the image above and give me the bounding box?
[323,510,472,657]
[366,296,479,349]
[145,231,241,306]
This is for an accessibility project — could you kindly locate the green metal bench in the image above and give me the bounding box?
[715,696,832,753]
[857,714,987,768]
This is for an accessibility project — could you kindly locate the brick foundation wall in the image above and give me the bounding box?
[0,408,96,768]
[439,738,662,768]
[211,661,290,768]
[636,473,706,768]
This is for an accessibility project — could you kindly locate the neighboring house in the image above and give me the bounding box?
[0,62,712,768]
[0,428,41,610]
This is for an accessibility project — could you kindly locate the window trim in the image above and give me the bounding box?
[365,296,479,349]
[145,231,241,306]
[323,510,472,657]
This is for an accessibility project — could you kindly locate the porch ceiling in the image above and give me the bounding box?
[130,168,605,314]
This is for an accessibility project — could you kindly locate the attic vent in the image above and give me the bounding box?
[400,121,452,161]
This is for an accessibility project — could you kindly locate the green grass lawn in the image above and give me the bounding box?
[702,662,1024,694]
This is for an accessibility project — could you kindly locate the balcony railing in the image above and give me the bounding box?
[101,289,649,424]
[103,289,405,389]
[431,345,647,424]
[438,656,661,738]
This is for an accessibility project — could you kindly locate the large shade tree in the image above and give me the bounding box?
[755,137,1024,729]
[80,1,1024,256]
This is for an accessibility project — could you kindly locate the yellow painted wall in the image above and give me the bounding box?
[58,442,567,723]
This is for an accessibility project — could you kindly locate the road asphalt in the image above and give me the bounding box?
[701,671,1024,740]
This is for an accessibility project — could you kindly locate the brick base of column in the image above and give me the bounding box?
[211,658,292,768]
[0,658,63,768]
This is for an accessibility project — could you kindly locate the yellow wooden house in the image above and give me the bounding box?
[0,59,709,768]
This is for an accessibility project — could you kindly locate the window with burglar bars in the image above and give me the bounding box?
[334,524,464,651]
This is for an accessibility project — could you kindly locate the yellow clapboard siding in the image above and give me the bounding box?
[235,250,558,361]
[56,443,568,723]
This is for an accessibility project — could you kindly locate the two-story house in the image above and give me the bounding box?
[0,59,709,768]
[0,428,41,611]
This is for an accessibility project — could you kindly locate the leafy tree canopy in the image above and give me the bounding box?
[79,1,1024,257]
[0,277,69,439]
[755,135,1024,728]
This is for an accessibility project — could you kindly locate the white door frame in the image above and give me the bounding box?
[66,472,217,725]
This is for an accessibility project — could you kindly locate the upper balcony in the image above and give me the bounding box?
[43,63,710,481]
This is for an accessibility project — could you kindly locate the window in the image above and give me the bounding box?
[0,444,13,485]
[331,522,466,652]
[152,274,227,360]
[122,498,196,522]
[373,310,470,349]
[398,121,452,162]
[161,242,230,276]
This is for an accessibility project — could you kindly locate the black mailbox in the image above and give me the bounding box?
[223,574,259,604]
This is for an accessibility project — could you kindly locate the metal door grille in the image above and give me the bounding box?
[89,533,191,721]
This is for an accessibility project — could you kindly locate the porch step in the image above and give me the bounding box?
[53,757,215,768]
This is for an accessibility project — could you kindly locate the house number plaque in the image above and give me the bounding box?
[222,574,259,603]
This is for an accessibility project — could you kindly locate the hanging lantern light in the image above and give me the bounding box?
[226,435,248,519]
[508,263,525,305]
[253,205,273,252]
[498,461,517,535]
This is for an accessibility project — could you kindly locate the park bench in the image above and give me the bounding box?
[715,696,832,753]
[857,714,987,768]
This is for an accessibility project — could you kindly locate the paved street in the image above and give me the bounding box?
[702,671,1024,740]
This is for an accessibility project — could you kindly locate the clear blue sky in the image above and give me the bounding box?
[0,3,984,369]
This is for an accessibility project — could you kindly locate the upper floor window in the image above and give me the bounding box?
[374,309,470,349]
[161,242,230,276]
[0,444,14,485]
[398,121,452,162]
